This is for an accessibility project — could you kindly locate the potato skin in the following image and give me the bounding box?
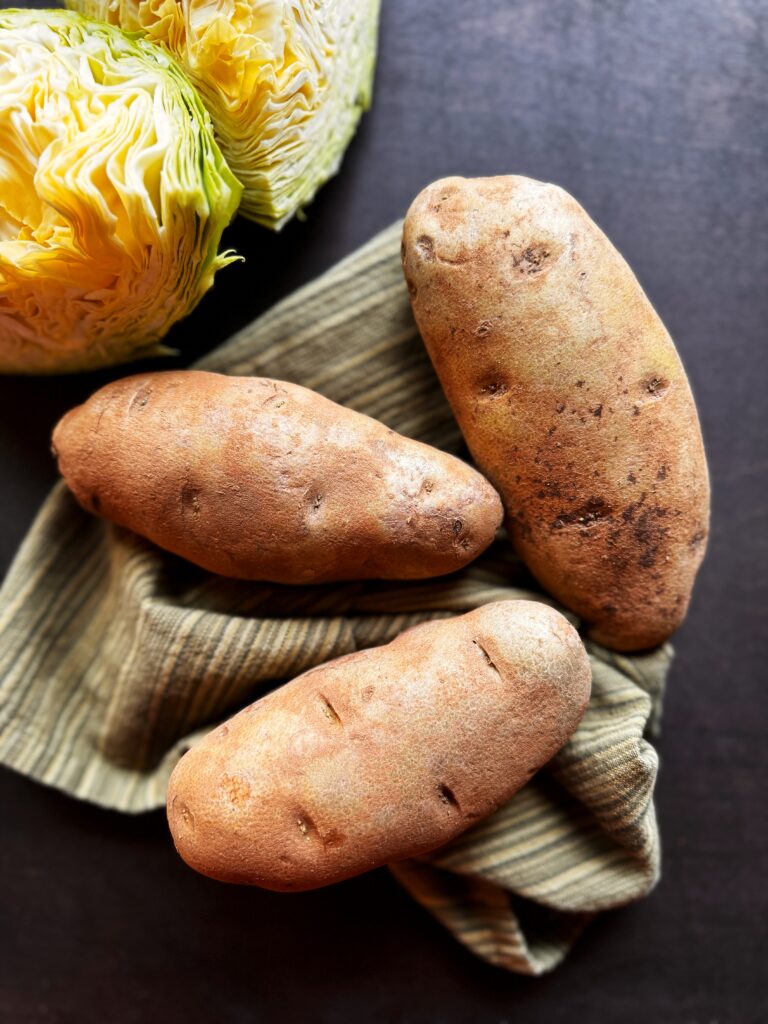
[51,370,502,582]
[402,175,710,651]
[167,600,591,891]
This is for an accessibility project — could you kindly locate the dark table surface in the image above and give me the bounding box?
[1,1,766,1021]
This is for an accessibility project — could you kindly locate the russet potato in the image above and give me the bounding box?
[52,370,503,583]
[402,175,710,650]
[167,601,591,891]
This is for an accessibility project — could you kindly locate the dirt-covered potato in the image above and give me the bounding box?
[402,175,710,651]
[167,600,591,891]
[52,370,503,583]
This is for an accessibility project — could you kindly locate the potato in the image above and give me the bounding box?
[167,600,591,891]
[52,370,503,583]
[402,176,710,651]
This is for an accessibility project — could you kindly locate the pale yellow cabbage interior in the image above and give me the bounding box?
[67,0,381,227]
[0,10,241,373]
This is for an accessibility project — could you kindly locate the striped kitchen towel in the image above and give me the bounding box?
[0,222,670,975]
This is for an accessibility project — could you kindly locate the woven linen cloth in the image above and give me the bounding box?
[0,223,670,975]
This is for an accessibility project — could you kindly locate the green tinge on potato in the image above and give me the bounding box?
[166,601,592,891]
[402,175,710,651]
[52,370,503,583]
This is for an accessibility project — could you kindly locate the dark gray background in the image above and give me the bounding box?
[1,1,766,1021]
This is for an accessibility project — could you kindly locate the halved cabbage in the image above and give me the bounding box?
[0,8,241,374]
[66,0,381,228]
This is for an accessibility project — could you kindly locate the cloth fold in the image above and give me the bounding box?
[0,222,670,974]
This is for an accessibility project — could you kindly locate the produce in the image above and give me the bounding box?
[402,175,710,651]
[67,0,381,228]
[52,369,504,582]
[0,9,241,374]
[167,601,592,891]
